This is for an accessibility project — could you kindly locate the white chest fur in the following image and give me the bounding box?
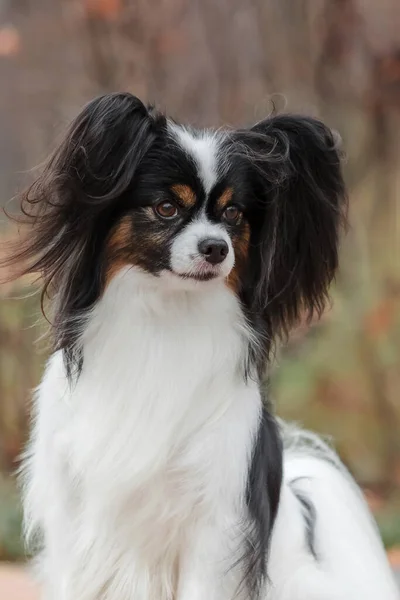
[25,269,262,600]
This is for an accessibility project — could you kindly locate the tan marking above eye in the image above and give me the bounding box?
[216,187,234,212]
[171,184,196,208]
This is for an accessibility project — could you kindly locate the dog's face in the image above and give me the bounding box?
[6,93,347,374]
[106,124,255,292]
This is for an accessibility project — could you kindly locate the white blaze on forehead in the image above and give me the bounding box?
[168,122,221,194]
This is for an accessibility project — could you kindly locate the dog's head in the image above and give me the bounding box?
[4,93,347,370]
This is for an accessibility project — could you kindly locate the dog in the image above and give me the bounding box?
[3,93,398,599]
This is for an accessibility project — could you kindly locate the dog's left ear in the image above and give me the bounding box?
[238,114,347,340]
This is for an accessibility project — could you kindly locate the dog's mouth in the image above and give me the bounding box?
[172,261,223,282]
[178,271,218,282]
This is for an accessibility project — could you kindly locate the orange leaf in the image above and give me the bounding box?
[364,299,395,338]
[0,26,21,57]
[85,0,122,19]
[387,546,400,568]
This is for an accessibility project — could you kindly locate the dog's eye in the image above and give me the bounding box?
[222,205,242,225]
[154,201,179,220]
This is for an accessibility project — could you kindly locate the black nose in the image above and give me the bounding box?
[198,238,229,265]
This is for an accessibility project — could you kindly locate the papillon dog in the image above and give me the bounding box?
[3,93,398,599]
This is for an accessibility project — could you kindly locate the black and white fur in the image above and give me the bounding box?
[4,94,398,599]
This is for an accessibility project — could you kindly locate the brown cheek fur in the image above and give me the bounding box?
[105,210,172,286]
[171,184,196,209]
[226,221,250,293]
[105,216,134,285]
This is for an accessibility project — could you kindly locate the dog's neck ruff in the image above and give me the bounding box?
[77,267,255,439]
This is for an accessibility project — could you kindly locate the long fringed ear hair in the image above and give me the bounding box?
[1,93,165,377]
[235,115,347,357]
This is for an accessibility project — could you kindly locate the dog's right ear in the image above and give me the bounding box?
[1,93,163,284]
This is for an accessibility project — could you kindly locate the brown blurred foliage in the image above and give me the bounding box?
[0,0,399,556]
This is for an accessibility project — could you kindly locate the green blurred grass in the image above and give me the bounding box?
[0,476,23,561]
[377,504,400,549]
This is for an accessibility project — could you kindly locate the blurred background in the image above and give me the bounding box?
[0,0,399,586]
